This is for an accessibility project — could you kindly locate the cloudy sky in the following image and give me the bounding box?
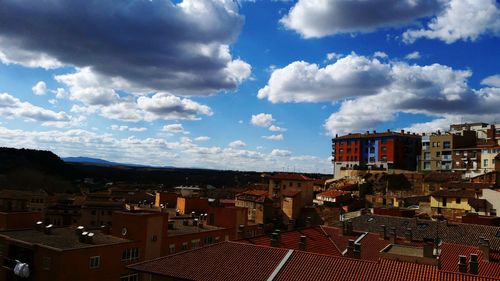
[0,0,499,173]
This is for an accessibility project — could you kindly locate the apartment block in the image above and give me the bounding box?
[420,131,476,172]
[332,130,421,177]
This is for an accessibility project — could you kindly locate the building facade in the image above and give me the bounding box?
[420,131,476,172]
[332,130,421,177]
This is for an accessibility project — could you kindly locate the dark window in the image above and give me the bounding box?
[456,198,461,204]
[381,146,387,152]
[442,197,447,207]
[89,256,100,269]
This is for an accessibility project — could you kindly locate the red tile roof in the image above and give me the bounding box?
[439,243,500,279]
[241,226,342,256]
[281,187,301,197]
[318,190,350,198]
[372,259,437,281]
[274,251,377,281]
[129,242,289,281]
[270,173,313,181]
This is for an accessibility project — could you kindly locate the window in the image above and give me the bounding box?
[122,248,139,262]
[424,152,431,160]
[120,274,139,281]
[484,159,489,167]
[424,162,431,170]
[42,257,51,270]
[89,256,100,269]
[436,152,441,157]
[442,197,447,207]
[181,242,189,251]
[169,244,176,254]
[380,155,387,162]
[289,182,293,187]
[381,146,387,152]
[297,183,301,187]
[455,151,460,155]
[203,236,214,245]
[432,142,440,147]
[456,198,461,204]
[369,157,375,163]
[443,141,451,149]
[191,239,200,249]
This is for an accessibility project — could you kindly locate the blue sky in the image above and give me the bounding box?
[0,0,499,173]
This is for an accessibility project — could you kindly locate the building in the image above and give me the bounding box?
[0,225,139,281]
[420,131,476,171]
[449,123,498,141]
[430,189,487,220]
[480,147,500,174]
[235,190,273,224]
[176,197,208,215]
[0,189,47,212]
[480,189,500,216]
[0,211,43,231]
[315,190,352,206]
[332,130,421,177]
[268,173,314,224]
[453,147,483,177]
[79,192,124,227]
[154,191,179,208]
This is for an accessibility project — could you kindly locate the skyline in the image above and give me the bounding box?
[0,0,499,173]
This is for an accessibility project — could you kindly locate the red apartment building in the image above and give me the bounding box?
[332,130,421,177]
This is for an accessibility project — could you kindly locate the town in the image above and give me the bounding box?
[0,121,499,281]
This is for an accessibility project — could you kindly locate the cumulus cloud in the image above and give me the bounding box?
[258,54,391,103]
[271,149,291,157]
[262,134,284,140]
[0,92,74,127]
[138,93,213,121]
[405,51,421,60]
[110,125,147,132]
[229,140,246,148]
[269,125,287,132]
[482,74,500,88]
[32,81,47,96]
[259,53,500,136]
[0,0,251,95]
[251,113,275,127]
[194,136,210,142]
[281,0,442,38]
[162,124,188,134]
[403,0,500,44]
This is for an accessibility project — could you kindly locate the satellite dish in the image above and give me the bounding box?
[121,227,128,236]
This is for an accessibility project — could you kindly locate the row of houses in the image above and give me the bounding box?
[332,122,500,179]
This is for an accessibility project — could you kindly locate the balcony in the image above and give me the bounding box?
[442,155,452,161]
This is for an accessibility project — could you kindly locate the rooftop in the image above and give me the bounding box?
[167,223,225,237]
[269,173,313,181]
[334,131,421,140]
[0,227,131,250]
[318,190,350,198]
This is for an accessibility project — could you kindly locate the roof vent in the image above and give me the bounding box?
[44,224,53,235]
[469,254,478,275]
[299,235,307,251]
[35,221,44,232]
[86,232,95,244]
[75,225,85,236]
[458,255,467,273]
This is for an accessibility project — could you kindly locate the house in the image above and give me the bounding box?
[420,131,476,171]
[315,190,351,206]
[235,190,273,224]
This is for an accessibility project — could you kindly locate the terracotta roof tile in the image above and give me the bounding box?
[129,242,288,281]
[241,227,342,256]
[439,243,500,279]
[318,190,350,198]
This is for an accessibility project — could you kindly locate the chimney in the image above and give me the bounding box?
[437,130,441,135]
[275,229,281,245]
[305,217,311,227]
[75,225,85,236]
[373,130,376,134]
[479,239,490,262]
[35,221,44,232]
[288,220,294,231]
[271,233,279,247]
[366,131,370,135]
[44,224,53,235]
[390,227,396,244]
[353,242,361,259]
[404,228,412,241]
[100,224,110,235]
[469,254,479,275]
[237,224,245,240]
[299,235,307,251]
[401,130,405,134]
[458,255,467,273]
[387,129,391,133]
[380,225,387,239]
[346,220,353,235]
[193,218,199,227]
[80,231,88,243]
[423,241,434,258]
[86,232,95,244]
[347,239,355,254]
[183,219,188,226]
[422,133,426,136]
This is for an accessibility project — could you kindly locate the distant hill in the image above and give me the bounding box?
[63,156,131,166]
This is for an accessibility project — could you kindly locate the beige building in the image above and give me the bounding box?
[420,131,476,172]
[234,190,273,224]
[479,146,500,173]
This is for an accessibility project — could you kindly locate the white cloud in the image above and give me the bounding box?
[271,149,291,157]
[262,134,284,140]
[373,51,388,59]
[0,92,74,127]
[194,136,210,142]
[32,81,47,96]
[48,99,57,105]
[269,125,287,132]
[238,120,244,124]
[162,124,188,134]
[403,0,500,44]
[405,51,421,60]
[280,0,442,38]
[251,113,275,127]
[482,74,500,88]
[259,53,500,137]
[326,52,343,61]
[229,140,246,148]
[110,125,147,132]
[138,93,213,121]
[0,0,251,95]
[258,54,391,103]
